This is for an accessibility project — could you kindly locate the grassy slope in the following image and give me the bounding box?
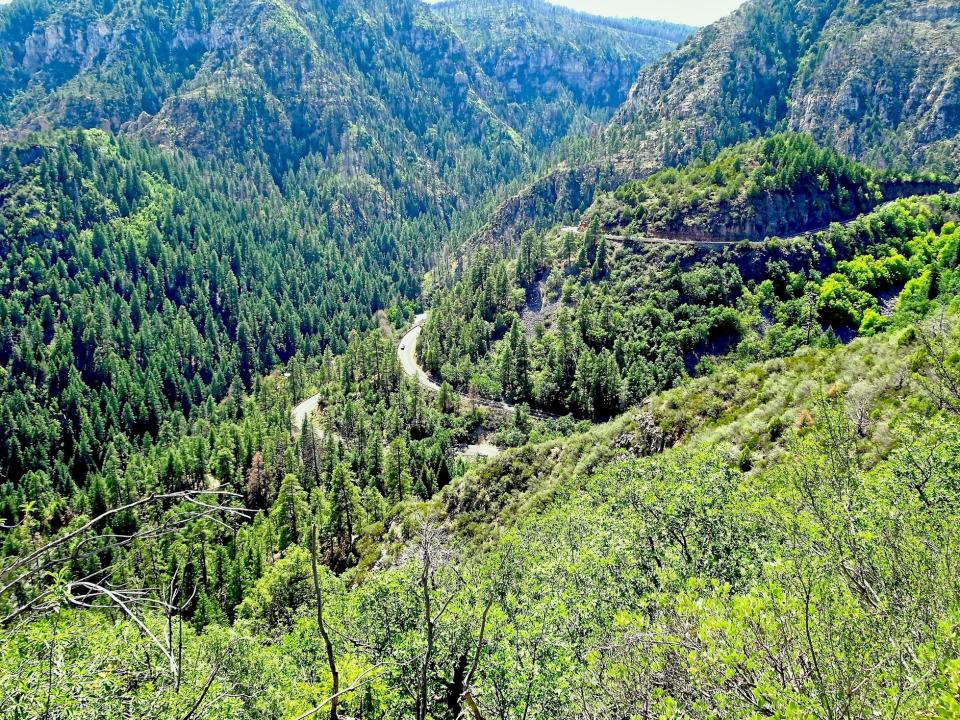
[345,289,960,717]
[437,313,937,546]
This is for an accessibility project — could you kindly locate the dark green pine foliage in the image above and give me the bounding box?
[0,130,433,495]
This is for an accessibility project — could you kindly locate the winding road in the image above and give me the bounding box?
[324,200,938,455]
[287,316,505,459]
[398,314,511,458]
[398,314,439,393]
[556,207,901,249]
[397,313,557,424]
[559,226,767,248]
[293,203,917,461]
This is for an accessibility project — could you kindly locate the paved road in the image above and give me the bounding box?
[291,392,322,436]
[558,225,762,247]
[558,209,892,248]
[397,313,558,422]
[398,314,440,392]
[459,442,502,459]
[289,330,503,461]
[291,387,500,460]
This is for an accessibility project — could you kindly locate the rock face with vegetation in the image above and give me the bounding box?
[614,0,960,174]
[479,0,960,247]
[434,0,692,146]
[0,0,691,258]
[426,189,960,418]
[0,0,211,131]
[587,133,955,241]
[786,0,960,173]
[0,0,527,209]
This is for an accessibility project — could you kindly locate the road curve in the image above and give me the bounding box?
[559,225,762,247]
[558,209,892,248]
[397,313,558,421]
[397,314,440,392]
[290,386,499,460]
[291,392,322,436]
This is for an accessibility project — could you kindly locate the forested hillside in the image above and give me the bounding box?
[423,137,960,418]
[3,0,960,717]
[0,0,675,506]
[0,0,529,217]
[433,0,692,146]
[0,129,444,515]
[4,191,960,717]
[613,0,960,173]
[478,0,960,247]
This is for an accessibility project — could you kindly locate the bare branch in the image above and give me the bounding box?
[178,651,227,720]
[0,491,242,584]
[66,580,177,674]
[292,663,389,720]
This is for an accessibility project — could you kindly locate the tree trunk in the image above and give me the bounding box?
[311,525,339,720]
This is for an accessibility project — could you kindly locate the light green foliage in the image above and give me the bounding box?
[238,546,314,632]
[598,133,889,241]
[818,272,878,326]
[929,658,960,720]
[439,402,960,718]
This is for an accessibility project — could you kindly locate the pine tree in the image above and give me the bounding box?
[499,342,514,400]
[579,216,601,269]
[562,231,576,265]
[383,438,411,504]
[327,463,360,566]
[300,420,322,490]
[272,473,308,551]
[570,350,595,417]
[437,381,457,414]
[511,322,532,403]
[592,236,609,279]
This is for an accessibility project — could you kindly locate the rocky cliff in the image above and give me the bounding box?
[0,0,210,131]
[434,0,692,146]
[477,0,960,250]
[583,134,956,243]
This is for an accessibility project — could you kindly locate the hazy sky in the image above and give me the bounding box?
[547,0,745,25]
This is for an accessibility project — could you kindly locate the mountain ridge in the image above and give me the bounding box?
[431,0,694,146]
[475,0,960,249]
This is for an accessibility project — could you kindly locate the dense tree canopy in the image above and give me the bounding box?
[0,130,437,507]
[3,0,960,715]
[423,187,960,418]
